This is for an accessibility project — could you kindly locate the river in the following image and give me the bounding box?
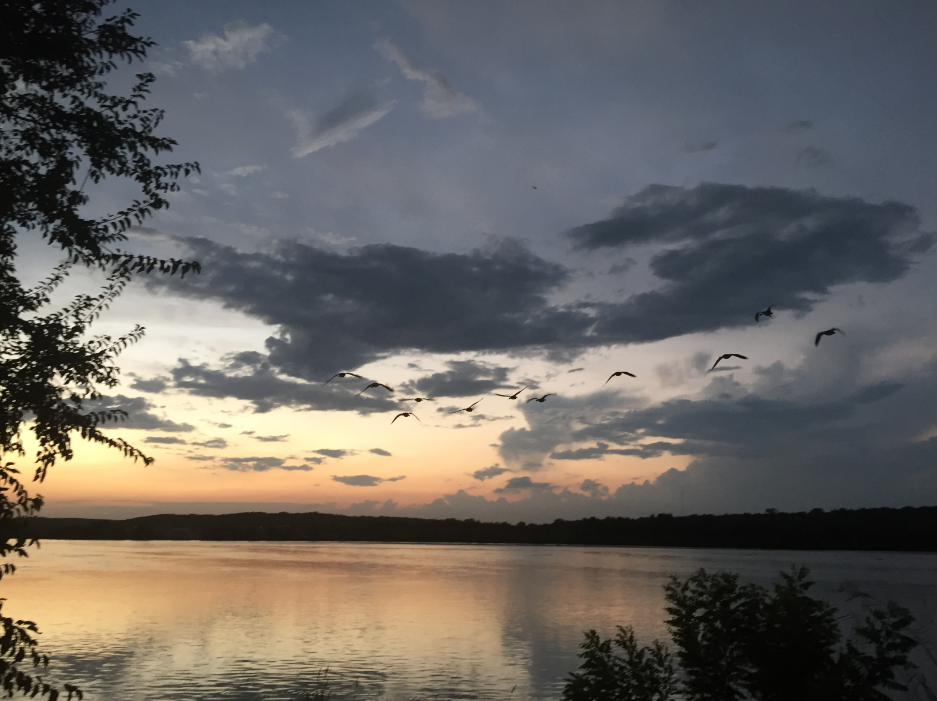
[4,541,936,699]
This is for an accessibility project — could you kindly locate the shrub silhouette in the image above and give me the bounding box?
[563,566,921,701]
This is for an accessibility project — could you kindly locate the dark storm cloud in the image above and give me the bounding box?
[130,377,169,393]
[580,479,609,499]
[494,476,555,494]
[403,359,512,398]
[796,146,832,168]
[680,140,718,154]
[90,395,195,433]
[785,120,814,134]
[369,448,392,457]
[166,352,398,414]
[550,441,675,460]
[332,474,405,487]
[219,457,312,472]
[144,436,187,445]
[472,465,510,481]
[147,185,932,412]
[152,236,583,378]
[567,183,933,344]
[571,381,906,457]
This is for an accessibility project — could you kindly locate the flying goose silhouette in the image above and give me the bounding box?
[605,371,636,384]
[494,387,527,399]
[401,397,431,403]
[325,372,363,384]
[815,328,845,346]
[357,382,393,396]
[392,412,420,424]
[755,305,775,322]
[710,354,748,371]
[450,399,482,414]
[526,394,555,403]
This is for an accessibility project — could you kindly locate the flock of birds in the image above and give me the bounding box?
[324,306,845,425]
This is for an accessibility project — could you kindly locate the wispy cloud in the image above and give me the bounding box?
[375,39,478,119]
[369,448,392,457]
[288,93,395,158]
[184,21,275,73]
[226,164,266,177]
[333,474,405,487]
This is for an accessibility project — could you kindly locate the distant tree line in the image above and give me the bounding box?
[28,505,937,551]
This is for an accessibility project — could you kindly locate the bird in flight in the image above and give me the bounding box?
[532,185,537,190]
[450,399,482,414]
[815,328,845,346]
[357,382,393,395]
[755,305,775,322]
[401,397,431,403]
[710,354,748,371]
[494,387,526,399]
[526,394,554,403]
[325,372,362,384]
[392,412,420,424]
[605,371,636,384]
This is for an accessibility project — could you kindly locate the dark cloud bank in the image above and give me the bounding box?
[117,183,937,518]
[141,183,931,416]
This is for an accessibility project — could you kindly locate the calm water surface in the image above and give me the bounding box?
[4,541,936,700]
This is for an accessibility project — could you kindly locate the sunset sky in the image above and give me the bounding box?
[30,0,937,521]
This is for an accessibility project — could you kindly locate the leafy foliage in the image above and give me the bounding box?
[1,0,200,696]
[564,567,923,701]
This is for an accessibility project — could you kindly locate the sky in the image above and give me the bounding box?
[27,0,937,522]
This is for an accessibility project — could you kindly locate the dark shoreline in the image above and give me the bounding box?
[23,505,937,551]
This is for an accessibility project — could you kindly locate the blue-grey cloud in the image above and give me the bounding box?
[144,436,187,445]
[192,438,228,449]
[219,457,313,472]
[130,377,169,393]
[314,449,354,459]
[472,465,510,481]
[253,434,289,443]
[90,395,195,433]
[796,146,832,168]
[403,359,512,398]
[369,448,392,457]
[332,474,405,487]
[494,476,555,494]
[567,183,933,345]
[164,352,399,414]
[580,479,609,499]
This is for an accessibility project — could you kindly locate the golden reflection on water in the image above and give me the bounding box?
[3,541,936,700]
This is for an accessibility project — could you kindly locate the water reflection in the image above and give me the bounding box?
[3,541,935,699]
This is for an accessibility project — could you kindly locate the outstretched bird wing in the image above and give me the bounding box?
[392,413,405,423]
[730,354,748,360]
[710,357,723,371]
[468,399,482,409]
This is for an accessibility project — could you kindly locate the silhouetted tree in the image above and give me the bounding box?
[1,1,198,696]
[563,567,921,701]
